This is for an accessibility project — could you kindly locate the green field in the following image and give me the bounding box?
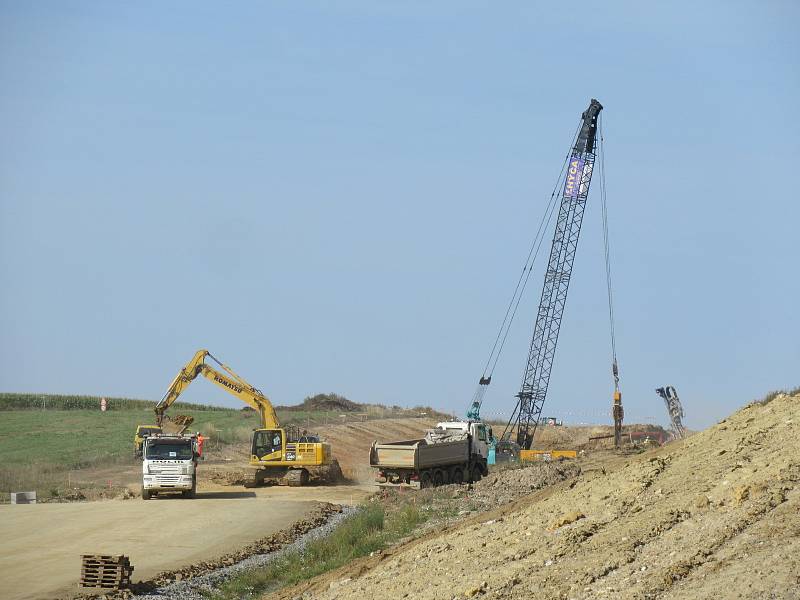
[0,408,255,469]
[0,397,351,467]
[0,399,258,500]
[0,394,335,500]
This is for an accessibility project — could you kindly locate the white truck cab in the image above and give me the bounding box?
[435,421,492,460]
[141,434,200,500]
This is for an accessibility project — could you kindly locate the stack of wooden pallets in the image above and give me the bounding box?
[80,555,134,590]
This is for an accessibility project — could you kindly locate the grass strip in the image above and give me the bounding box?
[208,500,425,599]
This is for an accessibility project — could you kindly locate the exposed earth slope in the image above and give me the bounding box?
[280,392,800,600]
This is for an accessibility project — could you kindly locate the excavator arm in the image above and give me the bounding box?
[148,349,337,488]
[154,349,280,430]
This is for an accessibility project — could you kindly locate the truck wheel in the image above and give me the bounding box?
[420,471,432,489]
[451,468,464,485]
[470,466,482,484]
[433,470,444,487]
[142,488,151,500]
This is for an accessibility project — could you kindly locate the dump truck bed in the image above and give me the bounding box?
[370,438,469,470]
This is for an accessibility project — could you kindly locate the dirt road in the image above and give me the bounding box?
[0,484,372,600]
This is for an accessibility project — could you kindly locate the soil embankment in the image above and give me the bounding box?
[275,392,800,600]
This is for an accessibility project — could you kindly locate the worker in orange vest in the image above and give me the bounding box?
[196,433,205,457]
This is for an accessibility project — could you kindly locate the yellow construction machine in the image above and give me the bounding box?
[147,349,339,486]
[134,425,163,457]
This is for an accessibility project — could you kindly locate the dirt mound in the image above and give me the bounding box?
[207,469,251,486]
[531,423,671,450]
[385,462,581,535]
[293,393,363,413]
[469,461,581,507]
[295,392,800,600]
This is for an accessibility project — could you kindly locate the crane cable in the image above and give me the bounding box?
[598,114,619,390]
[468,122,582,418]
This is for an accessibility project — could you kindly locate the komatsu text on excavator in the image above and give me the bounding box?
[139,349,340,487]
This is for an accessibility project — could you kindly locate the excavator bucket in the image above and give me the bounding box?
[161,414,195,435]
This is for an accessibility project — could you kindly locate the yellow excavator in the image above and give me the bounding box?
[147,349,339,486]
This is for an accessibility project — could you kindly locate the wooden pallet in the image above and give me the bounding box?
[80,555,134,590]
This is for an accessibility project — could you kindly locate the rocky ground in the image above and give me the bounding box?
[272,392,800,600]
[466,460,581,508]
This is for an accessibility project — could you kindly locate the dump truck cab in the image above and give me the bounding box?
[141,434,199,499]
[435,421,492,460]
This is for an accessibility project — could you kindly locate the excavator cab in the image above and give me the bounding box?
[251,428,284,460]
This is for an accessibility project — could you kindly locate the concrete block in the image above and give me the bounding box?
[10,491,37,504]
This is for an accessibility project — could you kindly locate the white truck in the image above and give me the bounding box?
[141,433,200,499]
[369,421,491,488]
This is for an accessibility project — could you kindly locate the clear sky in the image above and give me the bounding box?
[1,2,798,430]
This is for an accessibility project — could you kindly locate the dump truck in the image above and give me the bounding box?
[141,433,201,499]
[370,421,491,488]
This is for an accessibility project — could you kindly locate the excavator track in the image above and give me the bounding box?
[243,459,343,488]
[285,469,310,487]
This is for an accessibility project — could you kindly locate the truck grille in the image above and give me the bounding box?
[155,475,180,484]
[152,467,182,474]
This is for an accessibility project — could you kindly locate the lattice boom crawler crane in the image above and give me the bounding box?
[502,99,608,450]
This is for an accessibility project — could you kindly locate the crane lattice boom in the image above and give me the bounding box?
[509,99,603,449]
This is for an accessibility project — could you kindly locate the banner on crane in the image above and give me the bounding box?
[564,157,585,198]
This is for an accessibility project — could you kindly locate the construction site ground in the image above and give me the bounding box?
[0,417,435,600]
[3,401,798,600]
[0,484,373,600]
[268,392,799,600]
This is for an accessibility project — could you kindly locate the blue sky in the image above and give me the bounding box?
[1,2,798,430]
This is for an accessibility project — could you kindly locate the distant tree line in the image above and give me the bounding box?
[0,393,235,412]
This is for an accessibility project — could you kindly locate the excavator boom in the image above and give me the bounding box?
[197,363,280,429]
[154,349,279,430]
